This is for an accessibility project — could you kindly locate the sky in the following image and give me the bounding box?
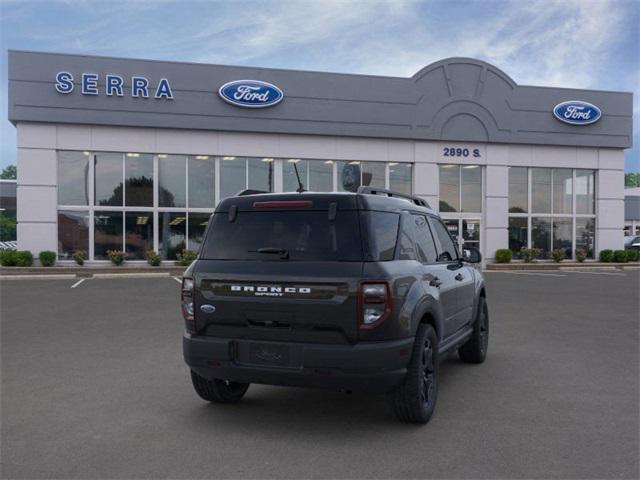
[0,0,638,172]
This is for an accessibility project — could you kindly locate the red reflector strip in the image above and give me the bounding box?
[253,200,313,209]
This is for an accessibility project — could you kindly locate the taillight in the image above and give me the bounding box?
[358,282,392,330]
[181,277,195,333]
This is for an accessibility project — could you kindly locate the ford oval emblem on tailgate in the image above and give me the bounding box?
[200,304,216,314]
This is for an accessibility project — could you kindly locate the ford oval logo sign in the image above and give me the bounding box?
[553,100,601,125]
[218,80,283,108]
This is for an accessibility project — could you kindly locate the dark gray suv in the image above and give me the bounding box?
[182,187,488,423]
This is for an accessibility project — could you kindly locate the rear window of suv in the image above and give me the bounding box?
[201,211,363,261]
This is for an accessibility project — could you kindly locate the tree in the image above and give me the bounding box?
[625,172,640,188]
[1,165,16,179]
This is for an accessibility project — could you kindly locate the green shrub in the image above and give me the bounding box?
[613,250,628,263]
[15,250,34,267]
[107,250,127,266]
[626,249,639,262]
[39,250,56,267]
[520,247,542,263]
[551,249,565,263]
[177,249,197,266]
[495,249,512,263]
[0,249,17,266]
[144,250,161,266]
[599,249,614,262]
[575,249,587,263]
[73,250,87,266]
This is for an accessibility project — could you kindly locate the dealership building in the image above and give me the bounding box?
[7,50,633,262]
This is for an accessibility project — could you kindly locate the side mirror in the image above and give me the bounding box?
[462,247,482,263]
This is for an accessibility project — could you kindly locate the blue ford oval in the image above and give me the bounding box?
[553,100,601,125]
[218,80,284,108]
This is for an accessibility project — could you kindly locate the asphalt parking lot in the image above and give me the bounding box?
[1,270,638,479]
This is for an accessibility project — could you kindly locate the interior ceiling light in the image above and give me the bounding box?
[287,159,300,163]
[195,155,209,160]
[158,154,168,158]
[262,158,274,162]
[324,160,334,164]
[463,165,479,169]
[222,156,236,161]
[349,161,360,165]
[126,153,140,157]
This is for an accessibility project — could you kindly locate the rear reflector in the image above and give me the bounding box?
[253,200,313,209]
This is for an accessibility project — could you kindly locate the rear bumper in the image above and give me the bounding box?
[183,334,414,393]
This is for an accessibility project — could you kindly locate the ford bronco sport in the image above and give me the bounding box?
[182,187,488,423]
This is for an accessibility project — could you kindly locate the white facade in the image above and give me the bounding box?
[16,122,625,262]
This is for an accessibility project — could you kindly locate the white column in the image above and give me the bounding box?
[414,141,438,209]
[16,123,58,257]
[596,149,625,252]
[484,165,509,262]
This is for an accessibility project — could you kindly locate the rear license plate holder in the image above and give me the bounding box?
[238,342,292,367]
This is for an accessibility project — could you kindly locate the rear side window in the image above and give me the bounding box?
[361,211,399,261]
[429,217,459,262]
[412,214,438,263]
[201,211,362,261]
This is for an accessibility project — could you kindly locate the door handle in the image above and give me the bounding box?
[455,273,464,281]
[429,277,442,288]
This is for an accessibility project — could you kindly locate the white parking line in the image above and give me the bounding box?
[489,271,567,277]
[173,276,182,284]
[70,278,86,288]
[566,270,626,276]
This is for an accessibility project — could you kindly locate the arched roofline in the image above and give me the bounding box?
[412,57,517,89]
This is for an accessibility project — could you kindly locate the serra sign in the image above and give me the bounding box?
[55,72,174,99]
[553,101,601,125]
[218,80,284,108]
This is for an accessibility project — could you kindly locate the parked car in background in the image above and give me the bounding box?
[624,236,640,250]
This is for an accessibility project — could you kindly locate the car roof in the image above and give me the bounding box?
[215,191,438,216]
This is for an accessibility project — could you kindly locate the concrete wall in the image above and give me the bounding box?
[16,122,625,258]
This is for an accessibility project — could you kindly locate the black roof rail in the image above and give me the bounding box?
[237,189,269,196]
[357,186,430,208]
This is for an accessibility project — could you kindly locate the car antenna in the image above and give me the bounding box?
[293,163,306,193]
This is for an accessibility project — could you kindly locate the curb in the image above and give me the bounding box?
[485,262,638,271]
[0,266,185,277]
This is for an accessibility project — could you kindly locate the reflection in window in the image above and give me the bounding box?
[309,161,333,192]
[461,165,481,212]
[188,212,210,252]
[508,167,528,213]
[95,153,123,206]
[220,157,246,199]
[188,156,215,208]
[576,170,595,214]
[531,217,551,258]
[576,218,595,258]
[338,161,360,192]
[58,151,90,205]
[159,212,186,260]
[125,212,153,260]
[439,165,459,212]
[389,163,412,195]
[94,211,123,259]
[284,160,333,192]
[361,162,385,188]
[125,153,153,207]
[531,168,552,213]
[58,210,89,259]
[552,217,572,258]
[158,155,186,207]
[552,169,572,214]
[508,217,527,258]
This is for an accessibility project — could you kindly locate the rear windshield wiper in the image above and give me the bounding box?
[250,247,290,260]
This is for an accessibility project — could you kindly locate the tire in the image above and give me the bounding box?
[458,296,489,364]
[389,324,438,424]
[190,370,250,404]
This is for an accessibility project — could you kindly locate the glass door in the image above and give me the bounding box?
[441,218,481,255]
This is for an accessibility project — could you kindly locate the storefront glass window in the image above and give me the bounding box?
[125,153,153,207]
[531,168,552,213]
[58,151,90,205]
[552,169,572,214]
[308,160,333,192]
[58,210,89,259]
[283,159,307,192]
[188,156,215,208]
[552,217,572,258]
[337,161,359,192]
[158,155,186,208]
[461,165,482,212]
[508,217,527,258]
[439,165,459,212]
[361,162,386,188]
[389,163,412,195]
[94,211,123,259]
[508,167,528,213]
[575,170,595,214]
[219,157,246,199]
[125,212,153,260]
[95,153,123,206]
[531,217,551,258]
[159,212,186,260]
[576,218,596,258]
[188,212,210,252]
[248,158,273,192]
